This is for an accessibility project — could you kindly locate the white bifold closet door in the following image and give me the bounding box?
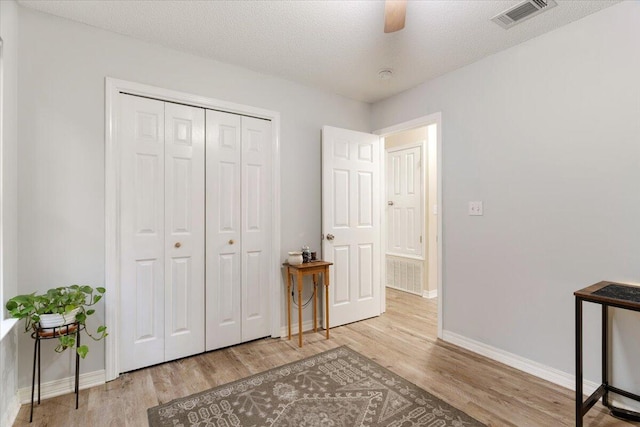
[206,110,272,351]
[119,94,205,372]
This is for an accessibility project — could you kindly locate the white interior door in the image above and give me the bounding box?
[119,95,166,372]
[120,94,205,371]
[206,113,272,350]
[206,110,242,350]
[241,117,272,341]
[386,145,423,258]
[164,103,205,361]
[321,126,381,327]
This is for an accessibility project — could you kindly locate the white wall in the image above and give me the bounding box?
[1,0,21,425]
[17,7,370,388]
[372,0,640,397]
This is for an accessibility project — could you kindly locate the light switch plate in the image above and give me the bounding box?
[469,201,483,216]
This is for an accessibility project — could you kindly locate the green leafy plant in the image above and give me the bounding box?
[5,285,108,358]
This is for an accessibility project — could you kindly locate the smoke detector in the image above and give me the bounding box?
[492,0,557,29]
[378,69,394,80]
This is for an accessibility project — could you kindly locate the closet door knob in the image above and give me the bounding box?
[228,239,235,245]
[174,242,181,248]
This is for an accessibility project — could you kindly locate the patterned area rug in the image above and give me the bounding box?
[148,346,485,427]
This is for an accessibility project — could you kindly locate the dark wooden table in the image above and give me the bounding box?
[575,281,640,426]
[283,261,332,347]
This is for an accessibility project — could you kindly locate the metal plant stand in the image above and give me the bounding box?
[30,322,83,423]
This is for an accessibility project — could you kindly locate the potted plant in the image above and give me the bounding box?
[5,285,108,358]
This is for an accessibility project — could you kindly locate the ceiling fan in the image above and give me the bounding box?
[384,0,408,33]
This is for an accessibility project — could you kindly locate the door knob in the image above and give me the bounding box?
[174,242,181,248]
[388,201,394,206]
[326,233,335,241]
[228,239,235,245]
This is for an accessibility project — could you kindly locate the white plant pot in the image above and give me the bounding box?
[288,252,303,265]
[39,307,81,329]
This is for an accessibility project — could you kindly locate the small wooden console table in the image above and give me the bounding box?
[575,281,640,426]
[284,261,332,347]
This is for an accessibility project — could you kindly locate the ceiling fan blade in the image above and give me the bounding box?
[384,0,407,33]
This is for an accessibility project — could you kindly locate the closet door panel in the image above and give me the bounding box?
[206,110,243,351]
[241,117,272,342]
[119,95,166,372]
[164,103,205,361]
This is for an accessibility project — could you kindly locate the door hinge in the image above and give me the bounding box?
[419,236,422,243]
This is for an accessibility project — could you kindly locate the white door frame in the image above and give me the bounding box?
[385,141,427,260]
[374,112,443,338]
[104,78,281,381]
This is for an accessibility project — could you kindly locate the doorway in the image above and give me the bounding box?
[376,113,442,338]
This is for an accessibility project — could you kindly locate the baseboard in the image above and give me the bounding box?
[2,392,20,427]
[386,285,422,297]
[442,331,640,411]
[279,320,321,338]
[18,369,106,404]
[441,330,600,395]
[422,289,438,299]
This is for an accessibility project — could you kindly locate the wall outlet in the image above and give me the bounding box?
[469,201,483,216]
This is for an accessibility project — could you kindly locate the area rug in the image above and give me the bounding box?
[148,346,485,427]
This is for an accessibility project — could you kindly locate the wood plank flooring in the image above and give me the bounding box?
[13,288,639,426]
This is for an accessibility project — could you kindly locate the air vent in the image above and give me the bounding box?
[491,0,557,29]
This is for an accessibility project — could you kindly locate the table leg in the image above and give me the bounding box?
[286,268,292,341]
[30,337,38,422]
[325,267,330,340]
[576,297,583,427]
[74,328,80,409]
[297,270,304,347]
[313,273,318,332]
[602,304,609,407]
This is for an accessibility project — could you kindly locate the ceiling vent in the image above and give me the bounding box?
[491,0,557,29]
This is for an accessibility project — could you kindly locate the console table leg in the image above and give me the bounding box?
[602,304,609,407]
[576,297,583,427]
[312,273,318,332]
[286,270,292,341]
[297,270,303,348]
[325,270,330,340]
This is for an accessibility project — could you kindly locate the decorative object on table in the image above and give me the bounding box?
[310,251,317,261]
[302,245,311,263]
[5,285,108,358]
[287,251,303,265]
[147,346,486,427]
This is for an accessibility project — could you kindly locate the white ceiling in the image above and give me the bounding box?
[18,0,620,103]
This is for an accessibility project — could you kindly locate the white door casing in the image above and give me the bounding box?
[119,95,166,372]
[374,112,443,338]
[163,102,205,361]
[321,126,381,327]
[205,110,242,350]
[386,145,423,258]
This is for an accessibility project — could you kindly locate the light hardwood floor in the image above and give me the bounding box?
[13,288,639,426]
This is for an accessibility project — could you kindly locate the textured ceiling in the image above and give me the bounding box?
[18,0,621,103]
